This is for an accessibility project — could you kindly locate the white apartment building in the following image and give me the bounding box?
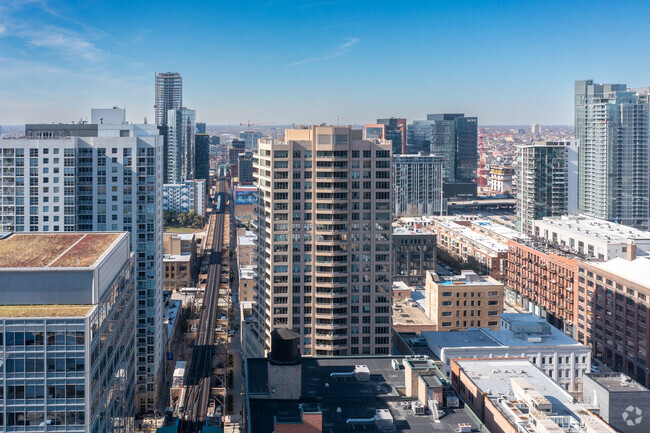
[533,215,650,260]
[0,124,164,413]
[423,313,592,392]
[163,179,207,216]
[253,126,393,357]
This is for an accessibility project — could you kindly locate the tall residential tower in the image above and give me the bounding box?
[516,141,578,234]
[575,80,650,230]
[253,126,393,357]
[155,72,182,126]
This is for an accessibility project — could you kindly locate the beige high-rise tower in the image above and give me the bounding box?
[252,126,393,356]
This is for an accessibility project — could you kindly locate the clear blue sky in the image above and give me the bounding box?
[1,0,647,126]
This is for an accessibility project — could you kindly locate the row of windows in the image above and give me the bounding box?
[2,331,84,347]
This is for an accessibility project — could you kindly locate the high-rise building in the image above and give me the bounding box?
[196,122,206,134]
[407,114,478,183]
[229,139,246,178]
[239,130,263,151]
[155,72,182,126]
[516,141,578,234]
[253,126,393,356]
[238,151,254,183]
[167,108,196,183]
[0,232,135,432]
[163,180,207,216]
[575,80,650,230]
[0,120,164,413]
[194,132,210,183]
[392,154,444,216]
[377,117,407,155]
[531,123,542,135]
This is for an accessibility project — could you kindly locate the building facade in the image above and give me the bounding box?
[516,141,578,234]
[253,126,393,356]
[392,154,444,216]
[166,108,196,183]
[424,270,503,331]
[239,130,263,151]
[229,139,246,178]
[487,166,513,194]
[194,133,210,183]
[576,80,650,230]
[506,239,579,337]
[155,72,182,126]
[0,232,135,433]
[238,151,254,183]
[0,133,164,413]
[424,313,591,392]
[392,225,436,286]
[533,215,650,260]
[577,257,650,387]
[163,180,207,216]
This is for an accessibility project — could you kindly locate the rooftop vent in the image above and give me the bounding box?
[269,328,301,365]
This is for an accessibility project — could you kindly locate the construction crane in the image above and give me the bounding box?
[478,130,514,187]
[239,120,275,130]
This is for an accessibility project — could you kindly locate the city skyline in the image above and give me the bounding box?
[1,0,649,126]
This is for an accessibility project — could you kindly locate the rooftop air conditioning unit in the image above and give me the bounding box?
[412,401,425,415]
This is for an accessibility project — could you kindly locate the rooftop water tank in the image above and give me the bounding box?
[269,328,301,365]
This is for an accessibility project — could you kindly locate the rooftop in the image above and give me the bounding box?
[240,265,257,279]
[470,219,528,241]
[163,254,191,263]
[535,215,650,244]
[247,356,483,433]
[392,292,437,331]
[238,230,257,246]
[423,330,501,351]
[431,270,501,286]
[455,358,614,433]
[589,257,650,290]
[586,373,650,393]
[0,304,94,318]
[0,232,122,268]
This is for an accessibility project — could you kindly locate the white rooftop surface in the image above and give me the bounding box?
[437,219,507,253]
[238,231,257,246]
[393,225,434,236]
[535,215,650,243]
[177,233,195,241]
[472,220,529,241]
[163,254,191,262]
[456,358,615,432]
[424,313,581,349]
[590,257,650,290]
[239,265,257,279]
[392,281,410,291]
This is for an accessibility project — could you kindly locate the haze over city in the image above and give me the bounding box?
[1,0,649,125]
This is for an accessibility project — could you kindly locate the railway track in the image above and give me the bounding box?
[177,180,227,433]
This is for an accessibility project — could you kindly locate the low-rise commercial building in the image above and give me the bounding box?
[424,313,591,392]
[239,265,256,303]
[533,215,650,260]
[451,358,616,433]
[0,232,135,432]
[237,230,256,267]
[582,373,650,433]
[424,270,503,331]
[392,224,436,286]
[163,233,197,291]
[245,329,485,433]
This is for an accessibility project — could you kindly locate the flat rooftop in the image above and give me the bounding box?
[535,215,650,244]
[423,330,501,350]
[392,294,436,330]
[247,356,483,433]
[0,304,94,318]
[0,232,122,268]
[433,270,501,286]
[470,219,528,241]
[590,257,650,290]
[587,373,650,393]
[163,254,191,263]
[455,358,614,433]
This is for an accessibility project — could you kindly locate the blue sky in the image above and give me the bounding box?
[0,0,648,126]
